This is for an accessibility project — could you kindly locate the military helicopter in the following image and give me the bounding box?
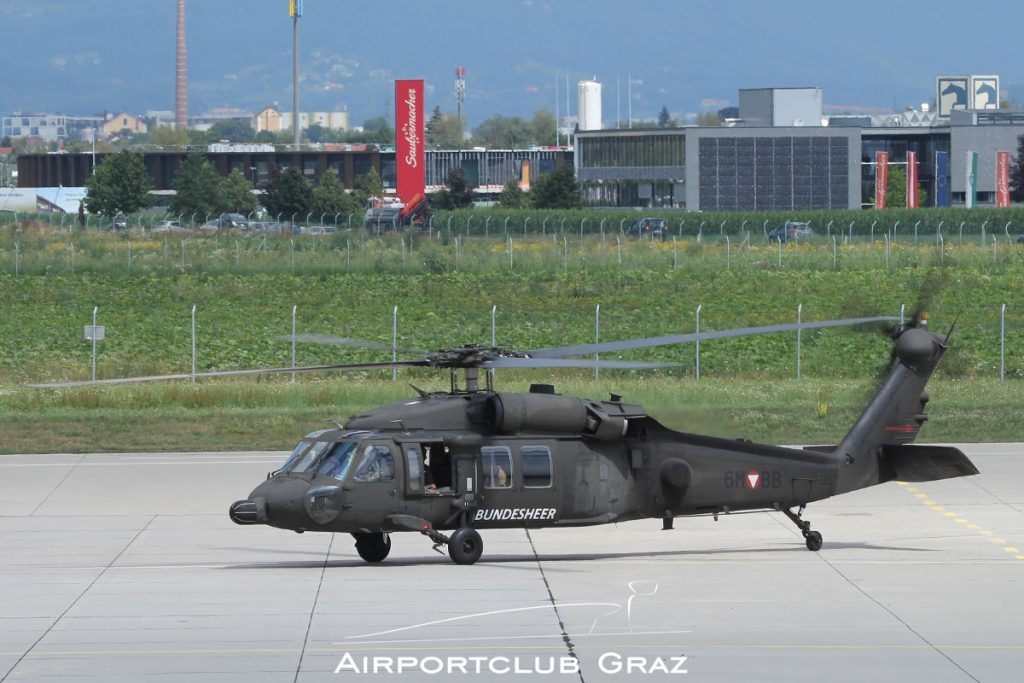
[29,312,978,565]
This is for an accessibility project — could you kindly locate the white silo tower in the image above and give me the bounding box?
[578,79,602,131]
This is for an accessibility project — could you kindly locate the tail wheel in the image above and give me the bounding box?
[353,532,391,563]
[448,527,483,565]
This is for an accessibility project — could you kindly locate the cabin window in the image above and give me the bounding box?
[481,446,512,489]
[521,446,552,488]
[354,445,395,482]
[423,443,453,492]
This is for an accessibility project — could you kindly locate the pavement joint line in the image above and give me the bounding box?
[813,546,981,682]
[526,528,587,683]
[0,514,157,683]
[292,533,335,683]
[1003,547,1020,553]
[28,452,87,516]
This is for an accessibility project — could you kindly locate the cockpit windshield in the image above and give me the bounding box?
[315,441,360,480]
[275,440,312,475]
[287,440,332,473]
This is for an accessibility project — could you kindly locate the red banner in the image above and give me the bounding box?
[395,79,425,208]
[997,150,1010,208]
[906,151,918,208]
[875,152,889,210]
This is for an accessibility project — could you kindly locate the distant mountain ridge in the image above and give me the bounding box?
[0,0,1019,129]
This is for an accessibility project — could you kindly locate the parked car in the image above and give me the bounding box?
[112,216,128,230]
[626,217,667,240]
[217,213,249,229]
[768,221,813,243]
[1017,234,1024,244]
[151,220,186,233]
[303,225,338,236]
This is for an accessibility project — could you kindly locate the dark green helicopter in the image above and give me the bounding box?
[30,313,979,565]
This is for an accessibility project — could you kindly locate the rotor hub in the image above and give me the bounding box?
[425,345,529,368]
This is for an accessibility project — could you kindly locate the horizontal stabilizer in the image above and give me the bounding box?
[880,445,979,483]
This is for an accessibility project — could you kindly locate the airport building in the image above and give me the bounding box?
[576,84,1024,210]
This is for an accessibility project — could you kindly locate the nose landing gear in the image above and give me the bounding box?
[352,532,391,563]
[783,506,823,551]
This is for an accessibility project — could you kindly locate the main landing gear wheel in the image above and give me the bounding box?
[783,506,824,552]
[448,527,483,565]
[353,532,391,563]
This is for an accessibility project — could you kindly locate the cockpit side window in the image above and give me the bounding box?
[405,447,423,493]
[354,445,395,482]
[481,446,512,489]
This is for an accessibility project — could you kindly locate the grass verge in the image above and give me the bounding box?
[1,377,1018,453]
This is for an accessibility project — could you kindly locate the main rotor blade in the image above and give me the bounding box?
[285,334,426,355]
[484,358,674,370]
[24,360,431,388]
[530,316,902,358]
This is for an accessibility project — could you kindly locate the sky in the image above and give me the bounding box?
[0,0,1022,129]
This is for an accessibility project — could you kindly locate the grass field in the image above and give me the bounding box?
[1,219,1021,453]
[1,376,1019,454]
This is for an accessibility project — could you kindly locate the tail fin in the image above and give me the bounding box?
[832,323,976,493]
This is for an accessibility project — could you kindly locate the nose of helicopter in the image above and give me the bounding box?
[230,476,313,529]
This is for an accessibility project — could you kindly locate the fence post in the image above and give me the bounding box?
[695,304,702,382]
[92,306,98,381]
[392,306,398,382]
[491,305,497,348]
[291,305,298,382]
[725,235,731,269]
[832,235,837,268]
[900,304,905,326]
[594,304,601,380]
[191,304,197,383]
[14,241,18,276]
[796,303,803,380]
[672,236,677,270]
[1001,304,1007,381]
